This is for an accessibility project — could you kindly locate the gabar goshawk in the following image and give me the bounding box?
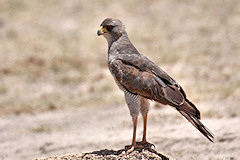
[97,18,214,151]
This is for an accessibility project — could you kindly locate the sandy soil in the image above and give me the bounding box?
[35,149,173,160]
[1,104,239,160]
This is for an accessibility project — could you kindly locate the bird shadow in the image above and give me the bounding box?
[83,147,170,160]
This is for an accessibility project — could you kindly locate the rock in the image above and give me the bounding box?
[35,148,175,160]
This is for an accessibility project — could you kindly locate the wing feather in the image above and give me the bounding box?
[110,54,186,105]
[109,59,161,100]
[109,54,201,118]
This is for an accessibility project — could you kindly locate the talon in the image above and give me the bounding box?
[151,143,156,149]
[124,145,134,153]
[124,143,144,153]
[127,146,134,153]
[139,141,155,150]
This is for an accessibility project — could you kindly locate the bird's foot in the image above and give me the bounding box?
[138,141,155,150]
[124,143,143,153]
[124,141,155,153]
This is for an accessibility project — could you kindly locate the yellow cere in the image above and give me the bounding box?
[99,26,108,35]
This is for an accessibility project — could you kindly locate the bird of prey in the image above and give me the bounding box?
[97,18,214,151]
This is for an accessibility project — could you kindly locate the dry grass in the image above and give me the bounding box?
[0,0,239,117]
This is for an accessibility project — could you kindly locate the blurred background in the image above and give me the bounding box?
[0,0,240,159]
[0,0,239,116]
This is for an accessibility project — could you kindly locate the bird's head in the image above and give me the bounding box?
[97,18,125,43]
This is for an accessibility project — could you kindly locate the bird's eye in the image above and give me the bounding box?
[107,25,113,31]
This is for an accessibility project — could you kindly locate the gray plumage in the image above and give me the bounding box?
[97,18,214,150]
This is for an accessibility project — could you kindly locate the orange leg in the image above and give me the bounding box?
[131,117,138,147]
[140,114,155,149]
[125,114,154,152]
[125,117,142,152]
[142,114,147,143]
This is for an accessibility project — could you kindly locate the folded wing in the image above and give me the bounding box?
[109,54,200,118]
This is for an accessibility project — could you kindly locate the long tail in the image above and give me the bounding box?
[177,100,214,142]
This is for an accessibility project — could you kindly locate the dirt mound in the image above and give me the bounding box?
[35,148,174,160]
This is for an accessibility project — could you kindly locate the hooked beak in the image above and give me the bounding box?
[97,26,108,36]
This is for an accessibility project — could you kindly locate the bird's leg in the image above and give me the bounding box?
[125,117,143,152]
[131,117,138,147]
[125,117,140,152]
[140,114,155,149]
[142,114,147,143]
